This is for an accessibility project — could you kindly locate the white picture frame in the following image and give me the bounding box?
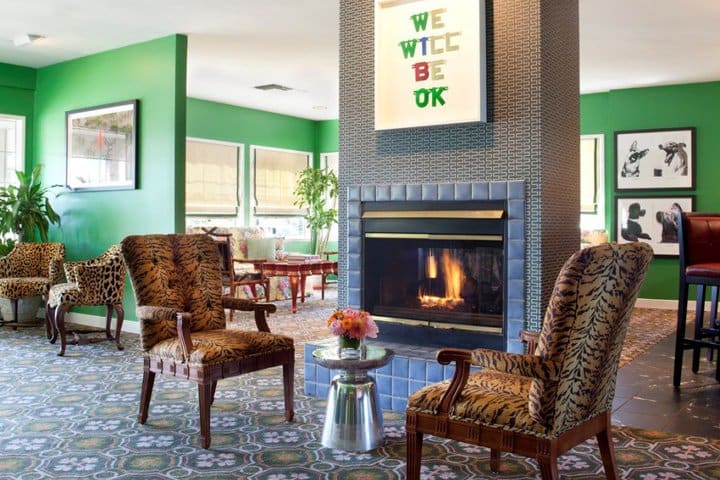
[374,0,486,130]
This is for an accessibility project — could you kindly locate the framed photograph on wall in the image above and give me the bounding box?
[615,195,694,257]
[615,127,695,191]
[66,100,138,191]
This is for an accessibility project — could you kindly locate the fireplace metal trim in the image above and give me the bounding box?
[365,233,503,241]
[373,315,503,334]
[362,210,504,219]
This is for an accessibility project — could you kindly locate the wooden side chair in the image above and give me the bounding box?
[46,245,126,356]
[0,242,65,330]
[406,243,653,480]
[121,233,294,449]
[674,212,720,386]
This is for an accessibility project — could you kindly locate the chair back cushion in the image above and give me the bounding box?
[73,245,126,304]
[0,242,65,279]
[680,213,720,268]
[121,234,226,343]
[533,242,652,434]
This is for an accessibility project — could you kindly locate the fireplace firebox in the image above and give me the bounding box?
[361,200,507,350]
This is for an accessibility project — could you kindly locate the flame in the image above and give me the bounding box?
[418,249,465,309]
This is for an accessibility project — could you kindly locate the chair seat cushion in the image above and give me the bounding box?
[0,277,52,299]
[47,283,82,308]
[148,329,293,367]
[686,263,720,279]
[407,370,550,437]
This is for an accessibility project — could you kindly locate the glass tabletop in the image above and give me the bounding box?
[312,345,394,372]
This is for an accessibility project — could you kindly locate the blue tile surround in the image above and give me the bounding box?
[305,338,479,413]
[346,180,526,353]
[305,180,525,411]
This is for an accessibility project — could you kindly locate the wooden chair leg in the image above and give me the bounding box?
[406,429,423,480]
[283,361,294,421]
[55,304,70,356]
[11,298,18,331]
[228,284,236,320]
[113,304,125,351]
[138,365,155,424]
[198,382,213,449]
[210,381,218,405]
[536,454,559,480]
[693,284,706,373]
[596,413,619,480]
[490,449,501,472]
[674,282,690,387]
[104,304,114,339]
[46,305,57,343]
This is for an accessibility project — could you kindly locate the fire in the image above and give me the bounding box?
[418,249,465,309]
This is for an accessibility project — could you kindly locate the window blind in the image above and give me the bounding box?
[185,140,239,215]
[253,148,309,215]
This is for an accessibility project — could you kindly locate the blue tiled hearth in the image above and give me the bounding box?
[304,339,472,412]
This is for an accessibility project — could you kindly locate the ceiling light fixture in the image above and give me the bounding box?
[12,34,44,47]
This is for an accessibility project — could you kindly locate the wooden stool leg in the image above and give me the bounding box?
[674,282,690,387]
[710,286,719,361]
[693,284,706,373]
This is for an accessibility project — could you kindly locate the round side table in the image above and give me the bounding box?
[313,345,394,452]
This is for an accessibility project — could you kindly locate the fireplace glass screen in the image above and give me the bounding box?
[363,236,504,329]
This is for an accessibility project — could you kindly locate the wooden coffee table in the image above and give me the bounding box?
[262,260,338,313]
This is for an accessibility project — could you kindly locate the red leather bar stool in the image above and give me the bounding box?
[674,212,720,386]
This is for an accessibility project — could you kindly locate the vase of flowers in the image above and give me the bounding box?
[327,308,379,359]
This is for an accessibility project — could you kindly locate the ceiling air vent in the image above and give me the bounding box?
[254,83,293,92]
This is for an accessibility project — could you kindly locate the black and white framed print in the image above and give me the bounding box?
[615,195,694,257]
[615,127,695,191]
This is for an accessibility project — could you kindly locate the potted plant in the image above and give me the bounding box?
[293,166,339,255]
[0,165,61,323]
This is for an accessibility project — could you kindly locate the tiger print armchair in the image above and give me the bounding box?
[120,233,294,449]
[406,243,653,480]
[0,242,65,330]
[46,245,126,356]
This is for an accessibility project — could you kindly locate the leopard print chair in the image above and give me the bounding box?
[121,233,294,449]
[0,242,65,330]
[406,243,653,480]
[46,245,126,356]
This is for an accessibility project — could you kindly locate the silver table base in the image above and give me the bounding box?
[321,372,384,452]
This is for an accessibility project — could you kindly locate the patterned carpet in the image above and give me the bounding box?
[2,293,714,480]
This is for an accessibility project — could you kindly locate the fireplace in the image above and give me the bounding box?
[361,200,507,350]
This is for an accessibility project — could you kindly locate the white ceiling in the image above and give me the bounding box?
[1,0,719,121]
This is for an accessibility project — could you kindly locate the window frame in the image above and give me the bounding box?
[0,114,26,187]
[580,133,605,231]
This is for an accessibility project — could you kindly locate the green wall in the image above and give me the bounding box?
[186,98,339,253]
[33,35,188,319]
[0,62,36,171]
[581,81,720,299]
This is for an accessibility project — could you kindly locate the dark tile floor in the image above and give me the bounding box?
[613,332,720,438]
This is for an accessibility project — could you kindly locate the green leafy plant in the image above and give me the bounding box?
[0,165,61,242]
[293,166,339,255]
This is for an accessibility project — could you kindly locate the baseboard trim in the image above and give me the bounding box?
[66,312,139,334]
[635,298,714,313]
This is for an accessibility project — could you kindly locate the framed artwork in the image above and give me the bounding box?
[374,0,487,130]
[615,195,694,257]
[615,127,695,191]
[66,100,138,191]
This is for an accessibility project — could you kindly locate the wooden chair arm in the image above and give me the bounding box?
[176,312,194,359]
[221,297,276,333]
[435,348,473,415]
[520,329,540,354]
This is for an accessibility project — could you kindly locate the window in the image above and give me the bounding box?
[251,146,310,239]
[580,134,605,230]
[322,152,339,241]
[0,115,25,187]
[185,138,241,215]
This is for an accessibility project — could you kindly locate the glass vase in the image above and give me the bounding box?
[338,334,362,359]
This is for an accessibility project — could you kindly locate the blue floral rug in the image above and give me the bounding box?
[1,299,718,479]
